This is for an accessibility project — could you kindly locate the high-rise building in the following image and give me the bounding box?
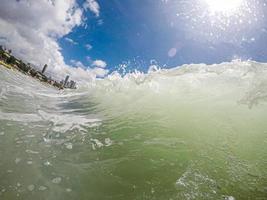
[64,75,70,87]
[42,64,48,74]
[70,80,76,89]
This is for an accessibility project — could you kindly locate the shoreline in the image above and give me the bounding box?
[0,64,62,90]
[0,60,12,69]
[0,61,64,90]
[0,47,65,90]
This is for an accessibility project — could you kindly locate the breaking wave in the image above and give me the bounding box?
[83,60,267,110]
[0,60,267,200]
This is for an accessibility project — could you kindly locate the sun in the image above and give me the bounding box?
[205,0,243,14]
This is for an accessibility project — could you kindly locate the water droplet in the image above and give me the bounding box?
[44,161,51,166]
[224,196,235,200]
[52,177,62,184]
[104,138,112,146]
[39,186,47,191]
[26,135,35,138]
[27,161,33,165]
[168,48,177,58]
[65,143,73,150]
[27,185,35,191]
[15,158,21,164]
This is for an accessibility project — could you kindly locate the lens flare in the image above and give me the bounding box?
[205,0,243,14]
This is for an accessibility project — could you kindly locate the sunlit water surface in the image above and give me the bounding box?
[0,61,267,200]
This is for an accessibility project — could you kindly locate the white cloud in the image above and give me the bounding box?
[0,0,82,79]
[92,60,107,68]
[70,59,108,78]
[70,59,86,68]
[88,67,109,78]
[65,37,78,45]
[0,0,105,83]
[85,43,93,50]
[83,0,100,17]
[69,66,108,81]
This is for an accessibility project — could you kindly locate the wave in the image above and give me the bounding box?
[74,60,267,111]
[2,60,267,112]
[0,60,267,199]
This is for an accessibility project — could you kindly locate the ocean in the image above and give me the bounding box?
[0,61,266,200]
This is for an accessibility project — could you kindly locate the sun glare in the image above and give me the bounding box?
[205,0,243,14]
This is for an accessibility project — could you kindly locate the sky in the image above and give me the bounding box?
[0,0,267,82]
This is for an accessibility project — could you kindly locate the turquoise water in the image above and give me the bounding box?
[0,61,267,200]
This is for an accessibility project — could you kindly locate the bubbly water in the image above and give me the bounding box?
[0,61,267,200]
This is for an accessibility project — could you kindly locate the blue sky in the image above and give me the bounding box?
[61,0,267,73]
[0,0,267,81]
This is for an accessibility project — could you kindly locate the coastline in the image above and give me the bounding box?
[0,60,12,69]
[0,47,65,90]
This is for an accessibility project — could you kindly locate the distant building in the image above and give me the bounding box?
[64,75,70,87]
[0,47,66,90]
[0,51,11,63]
[60,75,77,89]
[35,71,47,81]
[69,80,76,89]
[42,64,48,74]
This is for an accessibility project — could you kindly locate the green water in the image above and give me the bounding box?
[0,62,267,200]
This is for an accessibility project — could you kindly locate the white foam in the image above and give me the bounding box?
[175,168,218,199]
[82,60,267,109]
[0,110,101,134]
[0,112,43,123]
[26,149,39,154]
[37,110,102,133]
[226,196,235,200]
